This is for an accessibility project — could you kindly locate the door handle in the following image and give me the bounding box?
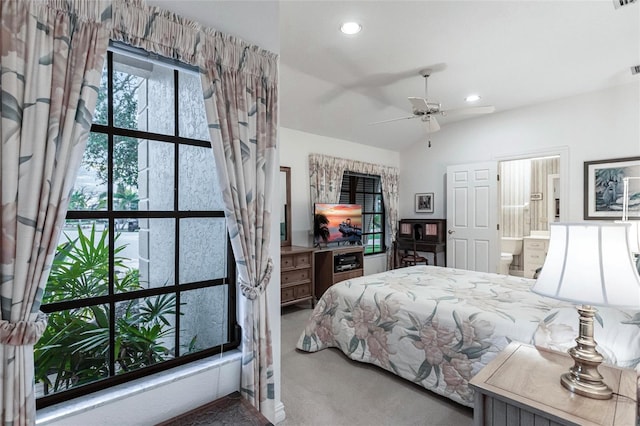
[448,230,455,235]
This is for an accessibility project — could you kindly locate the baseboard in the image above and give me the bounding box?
[274,400,286,424]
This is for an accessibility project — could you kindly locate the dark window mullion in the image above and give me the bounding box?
[65,210,225,220]
[39,277,229,314]
[106,50,116,377]
[90,124,211,149]
[173,69,181,356]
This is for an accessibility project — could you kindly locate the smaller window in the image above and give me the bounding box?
[339,173,385,255]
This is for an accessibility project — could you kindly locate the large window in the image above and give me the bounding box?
[35,46,237,408]
[339,173,385,255]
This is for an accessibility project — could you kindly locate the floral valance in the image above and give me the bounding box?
[110,0,278,82]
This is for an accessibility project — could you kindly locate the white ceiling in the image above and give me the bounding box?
[150,1,640,152]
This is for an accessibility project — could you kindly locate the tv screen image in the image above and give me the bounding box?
[314,203,363,246]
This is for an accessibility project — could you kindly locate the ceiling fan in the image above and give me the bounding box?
[370,69,495,134]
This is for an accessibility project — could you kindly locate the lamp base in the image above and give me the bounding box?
[561,305,612,400]
[560,372,612,400]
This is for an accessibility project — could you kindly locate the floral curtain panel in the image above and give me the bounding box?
[309,153,347,206]
[200,60,278,416]
[0,1,111,424]
[308,154,400,268]
[109,1,279,418]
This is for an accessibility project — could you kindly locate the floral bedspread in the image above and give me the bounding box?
[296,265,640,408]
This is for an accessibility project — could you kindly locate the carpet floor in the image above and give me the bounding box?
[279,306,473,426]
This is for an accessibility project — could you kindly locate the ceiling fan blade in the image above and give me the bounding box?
[369,115,418,125]
[408,97,429,111]
[443,105,496,117]
[423,116,440,133]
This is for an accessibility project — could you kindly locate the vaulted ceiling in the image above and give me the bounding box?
[150,1,640,152]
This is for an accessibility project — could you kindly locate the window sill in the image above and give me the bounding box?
[36,349,242,425]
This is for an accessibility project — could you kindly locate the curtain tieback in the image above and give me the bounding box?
[239,258,274,300]
[0,312,48,346]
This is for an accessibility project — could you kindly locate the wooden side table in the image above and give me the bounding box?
[469,342,637,426]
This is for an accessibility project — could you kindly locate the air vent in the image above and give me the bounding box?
[613,0,637,9]
[632,65,640,75]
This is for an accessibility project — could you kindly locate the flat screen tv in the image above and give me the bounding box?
[314,203,363,246]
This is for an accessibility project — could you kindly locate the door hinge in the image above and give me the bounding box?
[497,174,500,181]
[497,224,500,231]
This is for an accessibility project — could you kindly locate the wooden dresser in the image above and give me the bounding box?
[280,245,315,307]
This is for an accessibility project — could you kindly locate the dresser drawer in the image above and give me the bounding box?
[281,283,312,304]
[282,252,312,271]
[294,283,312,298]
[281,254,295,269]
[334,269,363,282]
[281,268,310,285]
[523,250,545,264]
[294,252,311,268]
[281,286,296,303]
[524,239,548,251]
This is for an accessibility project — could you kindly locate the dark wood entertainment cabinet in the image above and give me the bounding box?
[395,219,447,267]
[314,246,364,299]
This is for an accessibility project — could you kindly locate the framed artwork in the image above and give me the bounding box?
[415,193,434,213]
[584,156,640,220]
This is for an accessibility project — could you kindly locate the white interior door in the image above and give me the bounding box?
[446,162,498,272]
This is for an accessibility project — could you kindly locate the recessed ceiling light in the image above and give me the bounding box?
[465,94,481,102]
[340,22,362,35]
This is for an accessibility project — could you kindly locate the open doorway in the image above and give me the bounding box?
[498,154,561,278]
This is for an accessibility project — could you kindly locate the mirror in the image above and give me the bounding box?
[280,166,292,246]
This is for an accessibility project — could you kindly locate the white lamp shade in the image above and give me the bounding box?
[531,223,640,308]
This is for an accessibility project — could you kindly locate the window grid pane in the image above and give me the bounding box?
[35,48,235,407]
[341,173,385,255]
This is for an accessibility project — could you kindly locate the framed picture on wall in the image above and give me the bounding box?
[584,156,640,220]
[415,193,434,213]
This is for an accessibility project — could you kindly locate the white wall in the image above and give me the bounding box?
[37,1,284,425]
[399,82,640,222]
[280,127,400,275]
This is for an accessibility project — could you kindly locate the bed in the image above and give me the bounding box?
[296,265,640,408]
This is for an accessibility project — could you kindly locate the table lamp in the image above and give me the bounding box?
[531,222,640,399]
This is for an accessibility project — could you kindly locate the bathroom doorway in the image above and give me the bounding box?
[498,153,562,277]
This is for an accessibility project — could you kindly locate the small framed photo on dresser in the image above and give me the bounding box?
[415,193,434,213]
